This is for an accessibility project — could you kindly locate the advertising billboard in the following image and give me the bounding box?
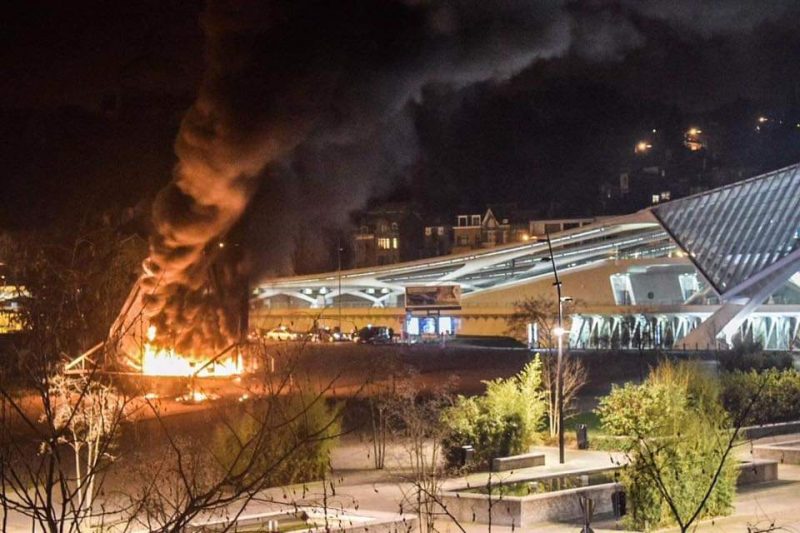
[405,285,461,310]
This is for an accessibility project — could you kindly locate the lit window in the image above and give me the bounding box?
[437,226,444,236]
[378,238,391,249]
[425,227,432,236]
[391,222,399,231]
[651,194,660,204]
[471,215,481,226]
[392,237,398,249]
[661,191,671,200]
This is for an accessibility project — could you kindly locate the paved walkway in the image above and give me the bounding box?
[3,434,800,531]
[320,434,800,532]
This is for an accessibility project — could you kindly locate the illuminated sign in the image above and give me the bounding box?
[405,285,461,310]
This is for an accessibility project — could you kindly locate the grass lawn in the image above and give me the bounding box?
[568,410,606,437]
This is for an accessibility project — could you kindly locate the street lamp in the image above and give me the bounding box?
[337,239,343,330]
[540,233,572,464]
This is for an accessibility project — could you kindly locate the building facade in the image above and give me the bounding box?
[452,206,529,253]
[422,219,452,258]
[351,204,423,268]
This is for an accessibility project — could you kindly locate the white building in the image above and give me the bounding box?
[253,163,800,351]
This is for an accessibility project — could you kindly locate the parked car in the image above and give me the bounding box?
[329,326,351,342]
[354,326,394,344]
[306,326,352,343]
[264,326,300,341]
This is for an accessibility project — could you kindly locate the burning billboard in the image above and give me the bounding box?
[141,326,242,377]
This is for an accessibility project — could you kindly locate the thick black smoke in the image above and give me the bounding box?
[117,0,799,355]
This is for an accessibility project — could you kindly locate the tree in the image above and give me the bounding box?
[0,222,141,532]
[123,345,348,532]
[597,360,764,532]
[442,358,547,469]
[506,296,587,438]
[386,374,456,533]
[0,368,131,532]
[0,225,350,532]
[48,375,125,530]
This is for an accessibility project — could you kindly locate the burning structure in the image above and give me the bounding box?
[108,0,576,376]
[110,0,713,375]
[109,1,289,375]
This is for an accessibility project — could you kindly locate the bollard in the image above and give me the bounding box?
[459,445,475,467]
[576,423,589,450]
[612,488,626,518]
[578,495,595,533]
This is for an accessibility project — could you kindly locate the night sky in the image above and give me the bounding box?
[3,0,800,275]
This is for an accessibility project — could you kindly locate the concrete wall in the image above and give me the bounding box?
[440,482,619,527]
[737,459,779,485]
[754,441,800,465]
[629,270,685,304]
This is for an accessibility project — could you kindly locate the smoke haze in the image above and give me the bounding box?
[121,0,797,354]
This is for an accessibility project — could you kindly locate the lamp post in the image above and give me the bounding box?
[337,239,343,331]
[541,233,571,464]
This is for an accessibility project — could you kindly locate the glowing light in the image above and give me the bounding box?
[176,390,209,403]
[141,326,242,377]
[553,326,566,336]
[687,127,701,136]
[758,116,769,123]
[635,141,652,154]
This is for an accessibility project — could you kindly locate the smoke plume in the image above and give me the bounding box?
[117,0,794,356]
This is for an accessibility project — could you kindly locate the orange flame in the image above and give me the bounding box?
[141,326,242,377]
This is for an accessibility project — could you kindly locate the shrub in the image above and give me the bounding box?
[596,361,738,531]
[441,357,546,469]
[212,393,341,489]
[717,350,793,373]
[720,368,800,425]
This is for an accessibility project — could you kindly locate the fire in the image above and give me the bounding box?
[141,325,242,377]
